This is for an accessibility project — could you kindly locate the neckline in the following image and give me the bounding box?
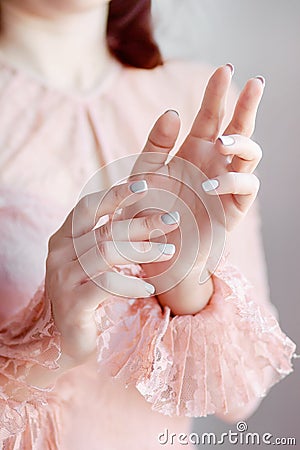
[0,52,124,103]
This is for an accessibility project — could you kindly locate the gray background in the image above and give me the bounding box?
[153,0,300,447]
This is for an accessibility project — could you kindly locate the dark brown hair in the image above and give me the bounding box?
[107,0,163,69]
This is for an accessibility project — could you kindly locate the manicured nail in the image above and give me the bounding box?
[164,109,179,116]
[202,179,219,192]
[255,75,265,86]
[144,282,155,295]
[161,211,180,225]
[226,63,235,76]
[218,135,235,146]
[129,180,148,193]
[158,243,176,255]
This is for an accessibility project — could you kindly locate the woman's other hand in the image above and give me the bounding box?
[45,180,179,366]
[125,65,264,313]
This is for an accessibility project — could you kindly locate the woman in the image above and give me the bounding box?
[0,0,296,449]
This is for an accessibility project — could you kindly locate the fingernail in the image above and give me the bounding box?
[218,135,235,146]
[161,211,180,225]
[202,179,219,192]
[129,180,148,193]
[158,243,176,255]
[255,75,265,86]
[226,63,235,76]
[164,109,179,116]
[144,282,155,295]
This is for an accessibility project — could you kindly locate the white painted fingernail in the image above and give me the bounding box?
[226,63,235,76]
[164,109,179,116]
[161,211,180,225]
[202,179,219,192]
[129,180,148,193]
[255,75,265,86]
[158,243,176,255]
[218,135,235,146]
[144,282,155,295]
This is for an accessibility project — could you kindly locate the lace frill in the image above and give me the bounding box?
[0,287,61,448]
[95,262,296,417]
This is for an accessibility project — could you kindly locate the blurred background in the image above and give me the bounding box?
[153,0,300,447]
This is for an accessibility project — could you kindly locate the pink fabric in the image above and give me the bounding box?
[96,261,295,417]
[0,284,61,447]
[0,58,296,449]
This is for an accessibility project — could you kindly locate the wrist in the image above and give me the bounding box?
[25,352,75,390]
[26,348,97,391]
[157,266,214,316]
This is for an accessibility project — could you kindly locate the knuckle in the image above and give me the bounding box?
[46,249,59,270]
[232,120,248,136]
[96,222,111,241]
[201,107,219,123]
[136,241,151,253]
[239,96,253,112]
[48,237,71,264]
[47,263,71,289]
[77,195,90,216]
[97,241,109,262]
[149,127,171,144]
[110,185,123,209]
[141,215,154,232]
[48,234,58,251]
[141,241,152,252]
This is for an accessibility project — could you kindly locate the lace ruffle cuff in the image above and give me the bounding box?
[0,287,61,444]
[95,262,296,417]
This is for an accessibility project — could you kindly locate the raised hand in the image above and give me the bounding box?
[177,64,264,227]
[123,65,264,311]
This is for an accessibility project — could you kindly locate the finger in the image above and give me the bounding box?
[131,110,181,176]
[55,180,149,242]
[77,271,156,309]
[71,241,176,284]
[224,77,265,137]
[216,134,262,172]
[202,172,260,210]
[189,64,233,142]
[73,211,180,257]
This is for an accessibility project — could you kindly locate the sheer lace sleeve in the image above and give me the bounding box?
[0,188,64,448]
[95,261,296,418]
[0,286,62,449]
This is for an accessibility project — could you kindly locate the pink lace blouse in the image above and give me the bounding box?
[0,58,296,449]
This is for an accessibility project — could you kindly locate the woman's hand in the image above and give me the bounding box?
[176,64,264,228]
[45,180,179,366]
[124,65,264,313]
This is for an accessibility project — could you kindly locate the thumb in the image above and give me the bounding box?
[131,109,181,176]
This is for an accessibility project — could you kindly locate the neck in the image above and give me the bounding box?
[0,2,115,92]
